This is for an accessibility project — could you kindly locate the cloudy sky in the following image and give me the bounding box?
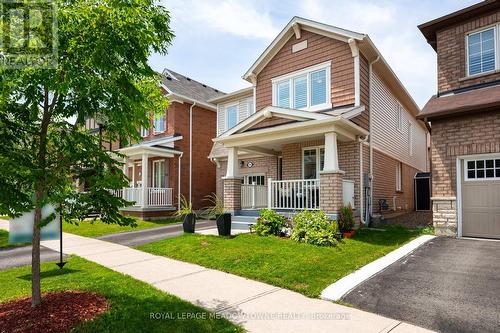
[152,0,479,108]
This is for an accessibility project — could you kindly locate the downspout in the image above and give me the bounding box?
[369,56,381,218]
[178,152,183,211]
[358,135,369,225]
[189,102,196,206]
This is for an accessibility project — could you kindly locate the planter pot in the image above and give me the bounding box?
[182,213,196,233]
[216,213,232,236]
[342,230,356,238]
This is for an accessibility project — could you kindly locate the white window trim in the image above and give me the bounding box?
[153,114,166,134]
[224,102,239,132]
[408,121,413,157]
[243,174,266,185]
[152,160,165,188]
[396,104,403,133]
[301,146,325,180]
[272,61,332,112]
[140,127,149,137]
[247,97,255,115]
[464,157,500,181]
[465,24,499,77]
[396,162,402,192]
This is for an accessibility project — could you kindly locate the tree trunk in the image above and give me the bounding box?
[31,204,42,307]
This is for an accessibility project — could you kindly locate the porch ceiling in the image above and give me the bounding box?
[118,145,180,160]
[213,116,368,150]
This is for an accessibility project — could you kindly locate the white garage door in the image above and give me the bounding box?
[461,157,500,239]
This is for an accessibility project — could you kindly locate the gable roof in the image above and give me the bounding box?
[160,68,225,105]
[418,0,500,51]
[242,16,420,117]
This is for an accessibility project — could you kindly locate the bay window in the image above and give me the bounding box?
[273,62,331,111]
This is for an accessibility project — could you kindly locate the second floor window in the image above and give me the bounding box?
[272,62,331,111]
[226,105,238,130]
[467,27,496,76]
[140,127,149,137]
[154,113,166,133]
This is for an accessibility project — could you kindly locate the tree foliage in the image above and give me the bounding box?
[0,0,174,306]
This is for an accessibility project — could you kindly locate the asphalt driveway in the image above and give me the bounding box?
[342,237,500,333]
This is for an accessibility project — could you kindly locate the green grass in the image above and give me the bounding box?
[63,217,182,237]
[0,230,30,249]
[138,226,429,298]
[0,256,241,333]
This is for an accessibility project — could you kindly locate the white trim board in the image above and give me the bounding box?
[320,235,435,301]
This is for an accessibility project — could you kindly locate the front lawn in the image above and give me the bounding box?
[63,217,181,237]
[0,256,241,333]
[138,226,430,297]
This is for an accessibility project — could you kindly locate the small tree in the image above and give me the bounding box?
[0,0,173,307]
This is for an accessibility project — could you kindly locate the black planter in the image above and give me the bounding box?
[182,213,196,233]
[216,213,232,236]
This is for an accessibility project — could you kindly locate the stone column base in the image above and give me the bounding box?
[432,197,457,237]
[319,170,345,215]
[223,177,242,214]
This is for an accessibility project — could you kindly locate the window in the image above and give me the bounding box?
[397,104,403,132]
[153,160,166,188]
[272,62,331,111]
[465,158,500,180]
[140,127,149,137]
[242,174,265,185]
[396,162,402,191]
[467,27,496,76]
[302,147,325,179]
[225,104,238,130]
[154,113,166,133]
[408,122,413,156]
[247,99,255,115]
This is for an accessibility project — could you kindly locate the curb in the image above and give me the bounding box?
[320,234,436,301]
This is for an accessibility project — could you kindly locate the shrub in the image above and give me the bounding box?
[291,210,338,246]
[338,204,354,232]
[251,209,289,236]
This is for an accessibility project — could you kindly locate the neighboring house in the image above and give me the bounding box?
[209,17,429,223]
[85,69,225,219]
[418,0,500,239]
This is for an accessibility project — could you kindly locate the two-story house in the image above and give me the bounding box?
[86,69,225,219]
[418,0,500,239]
[209,17,429,225]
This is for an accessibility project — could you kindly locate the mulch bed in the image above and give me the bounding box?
[0,291,109,333]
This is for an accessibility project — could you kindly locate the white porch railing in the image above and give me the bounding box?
[148,187,173,207]
[111,187,173,207]
[241,184,268,209]
[269,179,320,210]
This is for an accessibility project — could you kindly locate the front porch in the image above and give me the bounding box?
[113,137,183,217]
[213,106,368,217]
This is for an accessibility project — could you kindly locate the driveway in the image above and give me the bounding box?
[342,237,500,333]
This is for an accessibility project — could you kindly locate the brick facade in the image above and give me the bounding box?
[319,171,344,214]
[436,9,500,93]
[223,178,242,212]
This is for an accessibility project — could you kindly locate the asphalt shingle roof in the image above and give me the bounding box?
[161,69,225,103]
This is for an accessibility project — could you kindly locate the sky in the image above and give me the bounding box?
[152,0,480,108]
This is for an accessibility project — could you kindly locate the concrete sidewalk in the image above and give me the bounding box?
[38,231,435,333]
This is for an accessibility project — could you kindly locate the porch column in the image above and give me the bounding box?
[223,147,241,214]
[141,153,148,208]
[122,156,129,188]
[320,132,344,216]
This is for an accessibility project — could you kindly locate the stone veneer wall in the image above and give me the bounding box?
[432,197,457,236]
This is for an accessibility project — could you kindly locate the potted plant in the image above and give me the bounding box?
[175,196,196,233]
[203,193,231,236]
[338,204,355,238]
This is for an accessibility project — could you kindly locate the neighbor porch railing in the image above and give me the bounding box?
[111,187,173,207]
[269,179,320,210]
[241,184,268,209]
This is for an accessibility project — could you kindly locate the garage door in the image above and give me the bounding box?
[461,157,500,239]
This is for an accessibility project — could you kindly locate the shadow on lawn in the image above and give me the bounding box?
[18,268,81,281]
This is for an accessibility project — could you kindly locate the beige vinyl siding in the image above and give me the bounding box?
[371,72,427,171]
[217,94,254,136]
